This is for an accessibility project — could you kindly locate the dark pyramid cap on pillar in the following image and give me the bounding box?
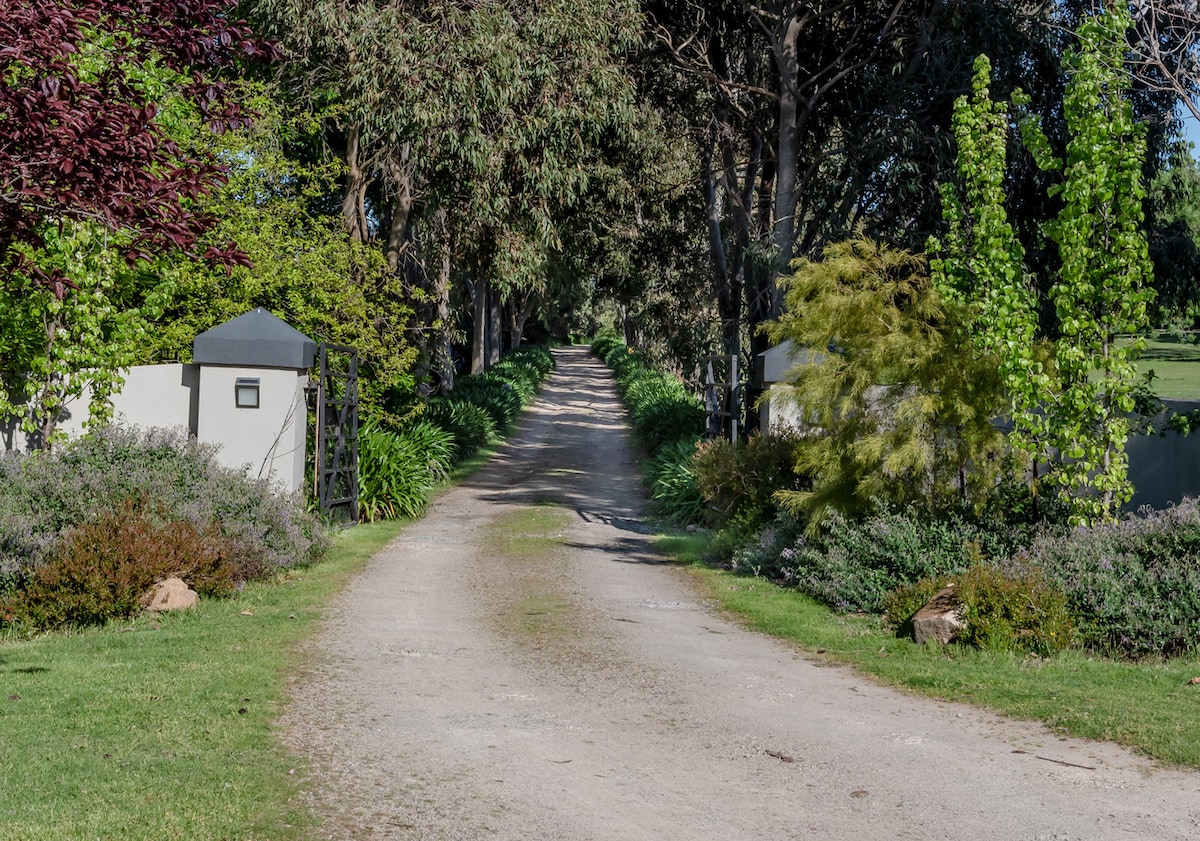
[192,308,317,369]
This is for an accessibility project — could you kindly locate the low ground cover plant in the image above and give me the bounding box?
[3,498,243,629]
[736,505,1026,614]
[0,426,330,633]
[735,497,1200,660]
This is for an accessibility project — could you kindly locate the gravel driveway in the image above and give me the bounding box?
[282,346,1200,840]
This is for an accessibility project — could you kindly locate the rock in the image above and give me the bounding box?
[144,577,199,612]
[911,585,964,646]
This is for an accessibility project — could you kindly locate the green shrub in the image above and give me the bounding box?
[692,431,807,528]
[590,333,624,361]
[882,577,945,633]
[632,392,704,453]
[357,420,455,522]
[504,345,555,379]
[2,498,244,631]
[884,562,1074,657]
[488,359,541,403]
[424,398,496,464]
[448,373,524,429]
[645,437,705,525]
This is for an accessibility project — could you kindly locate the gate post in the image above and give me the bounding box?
[315,344,359,524]
[192,308,317,493]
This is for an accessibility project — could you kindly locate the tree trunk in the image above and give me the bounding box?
[771,12,802,314]
[508,288,536,350]
[471,275,488,374]
[37,317,60,449]
[383,145,414,272]
[488,293,502,366]
[701,128,741,364]
[342,123,372,244]
[431,207,455,394]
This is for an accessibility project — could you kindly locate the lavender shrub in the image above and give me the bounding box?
[0,426,330,583]
[744,505,1031,614]
[1023,499,1200,657]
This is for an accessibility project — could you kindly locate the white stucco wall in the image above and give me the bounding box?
[4,363,308,495]
[6,364,198,452]
[110,364,198,430]
[196,366,308,492]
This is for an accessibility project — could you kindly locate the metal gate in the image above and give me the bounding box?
[703,354,740,443]
[315,343,359,524]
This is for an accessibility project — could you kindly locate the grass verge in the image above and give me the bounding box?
[658,532,1200,769]
[484,506,576,644]
[0,519,406,841]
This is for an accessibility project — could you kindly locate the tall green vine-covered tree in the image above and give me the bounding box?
[929,54,1050,490]
[0,224,174,448]
[1020,5,1153,523]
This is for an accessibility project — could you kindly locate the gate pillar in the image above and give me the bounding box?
[192,308,316,493]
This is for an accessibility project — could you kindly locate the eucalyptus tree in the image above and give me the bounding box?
[645,1,1067,427]
[247,0,657,388]
[645,0,775,403]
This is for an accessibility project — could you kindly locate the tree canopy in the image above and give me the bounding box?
[0,1,275,295]
[5,0,1200,486]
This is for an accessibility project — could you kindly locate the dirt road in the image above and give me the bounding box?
[283,346,1200,840]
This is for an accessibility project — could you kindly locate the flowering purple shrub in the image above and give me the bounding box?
[728,495,1200,658]
[0,426,330,586]
[1023,499,1200,657]
[745,505,1029,614]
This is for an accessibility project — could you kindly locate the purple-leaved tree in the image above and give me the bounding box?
[0,1,277,296]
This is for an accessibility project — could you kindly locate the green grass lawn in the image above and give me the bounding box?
[0,520,406,841]
[658,532,1200,769]
[1128,335,1200,399]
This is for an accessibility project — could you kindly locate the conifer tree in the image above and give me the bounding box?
[765,236,1006,525]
